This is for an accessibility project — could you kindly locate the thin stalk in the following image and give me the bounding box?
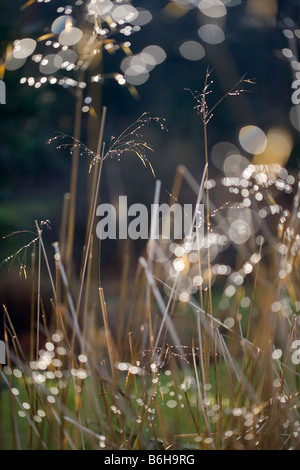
[76,106,107,314]
[66,71,85,277]
[117,242,130,351]
[203,122,213,318]
[146,179,162,349]
[36,222,42,360]
[59,192,71,261]
[99,287,116,380]
[82,235,94,343]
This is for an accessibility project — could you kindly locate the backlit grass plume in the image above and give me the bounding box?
[47,113,167,177]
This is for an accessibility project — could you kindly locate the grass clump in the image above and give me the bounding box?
[0,2,300,452]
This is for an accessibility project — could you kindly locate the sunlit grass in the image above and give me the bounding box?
[1,2,300,451]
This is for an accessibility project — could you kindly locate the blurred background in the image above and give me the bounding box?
[0,0,299,338]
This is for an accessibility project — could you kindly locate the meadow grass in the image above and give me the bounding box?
[1,125,299,449]
[0,33,299,449]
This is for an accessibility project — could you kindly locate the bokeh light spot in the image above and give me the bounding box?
[179,41,205,61]
[111,4,139,24]
[141,45,166,65]
[13,38,36,59]
[59,27,83,46]
[229,219,251,244]
[198,24,225,44]
[5,53,26,71]
[239,125,267,154]
[52,15,74,34]
[198,0,227,18]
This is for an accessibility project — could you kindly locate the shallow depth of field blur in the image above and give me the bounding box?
[0,0,300,450]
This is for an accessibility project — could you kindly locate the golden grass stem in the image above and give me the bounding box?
[59,193,71,261]
[76,106,107,314]
[66,71,85,278]
[117,242,130,351]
